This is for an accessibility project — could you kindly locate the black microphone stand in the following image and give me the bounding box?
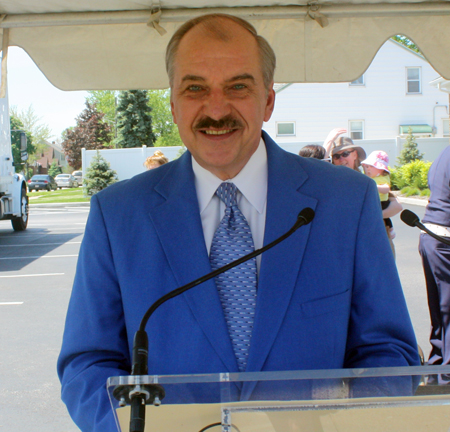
[113,208,315,432]
[400,209,450,247]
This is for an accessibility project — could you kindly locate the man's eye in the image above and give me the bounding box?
[187,85,202,92]
[232,84,246,90]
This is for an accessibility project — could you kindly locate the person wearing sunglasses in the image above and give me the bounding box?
[330,137,366,172]
[328,134,402,250]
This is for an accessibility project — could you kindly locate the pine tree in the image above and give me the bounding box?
[48,161,62,177]
[61,102,112,170]
[116,90,156,148]
[84,151,117,196]
[397,128,424,165]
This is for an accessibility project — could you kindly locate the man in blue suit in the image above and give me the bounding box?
[58,13,420,431]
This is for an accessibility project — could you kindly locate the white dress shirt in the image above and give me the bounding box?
[192,138,268,271]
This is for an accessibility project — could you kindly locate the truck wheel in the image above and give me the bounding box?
[11,187,29,231]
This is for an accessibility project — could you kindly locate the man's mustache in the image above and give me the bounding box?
[194,115,243,131]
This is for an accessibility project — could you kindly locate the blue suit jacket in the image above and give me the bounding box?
[58,133,419,431]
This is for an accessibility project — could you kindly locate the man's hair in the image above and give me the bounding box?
[299,144,326,160]
[165,13,276,90]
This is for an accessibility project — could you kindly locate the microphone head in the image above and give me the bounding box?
[400,209,420,227]
[298,207,315,225]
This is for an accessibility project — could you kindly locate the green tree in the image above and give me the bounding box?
[48,160,62,177]
[391,36,420,54]
[116,90,156,148]
[397,128,424,165]
[84,151,117,196]
[147,90,183,146]
[10,105,52,164]
[86,91,118,132]
[10,115,35,170]
[61,102,112,170]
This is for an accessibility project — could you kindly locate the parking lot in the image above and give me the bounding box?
[0,201,429,431]
[0,204,88,432]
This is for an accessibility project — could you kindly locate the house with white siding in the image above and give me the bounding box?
[264,39,449,145]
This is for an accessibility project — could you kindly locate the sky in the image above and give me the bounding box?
[8,47,88,141]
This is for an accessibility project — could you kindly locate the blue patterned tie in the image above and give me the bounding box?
[209,182,257,372]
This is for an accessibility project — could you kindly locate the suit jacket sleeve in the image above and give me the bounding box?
[57,194,129,431]
[344,178,419,369]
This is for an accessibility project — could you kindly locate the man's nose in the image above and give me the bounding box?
[203,89,231,120]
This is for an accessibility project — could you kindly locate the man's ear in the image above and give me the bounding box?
[170,96,178,125]
[264,85,276,122]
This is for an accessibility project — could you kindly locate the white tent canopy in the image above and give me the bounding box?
[1,1,449,90]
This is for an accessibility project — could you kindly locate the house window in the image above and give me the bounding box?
[349,121,364,140]
[276,122,295,136]
[350,75,364,86]
[444,118,450,137]
[406,67,421,94]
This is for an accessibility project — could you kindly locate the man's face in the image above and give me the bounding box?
[170,20,275,180]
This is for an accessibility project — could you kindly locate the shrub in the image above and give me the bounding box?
[397,128,424,165]
[391,160,431,191]
[48,161,62,178]
[400,186,421,197]
[84,151,118,196]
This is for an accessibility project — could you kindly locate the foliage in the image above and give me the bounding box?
[390,160,431,191]
[84,151,117,196]
[48,160,62,177]
[86,91,118,133]
[397,128,424,165]
[391,36,420,54]
[61,102,112,170]
[116,90,156,148]
[147,90,183,146]
[10,105,52,144]
[400,186,421,197]
[10,115,35,170]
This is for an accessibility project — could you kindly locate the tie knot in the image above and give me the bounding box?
[216,182,238,207]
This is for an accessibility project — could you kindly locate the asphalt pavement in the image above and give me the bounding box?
[0,197,431,431]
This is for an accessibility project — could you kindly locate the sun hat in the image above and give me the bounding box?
[361,151,390,173]
[330,137,366,162]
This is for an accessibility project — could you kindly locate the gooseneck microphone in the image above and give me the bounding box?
[116,208,315,432]
[400,209,450,246]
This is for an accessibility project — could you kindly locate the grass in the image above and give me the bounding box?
[397,187,430,199]
[27,187,91,204]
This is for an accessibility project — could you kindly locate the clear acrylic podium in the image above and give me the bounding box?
[107,365,450,432]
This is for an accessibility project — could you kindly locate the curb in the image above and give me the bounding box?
[29,202,91,208]
[397,197,428,207]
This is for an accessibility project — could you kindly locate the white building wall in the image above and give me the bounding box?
[83,137,449,182]
[82,146,183,181]
[264,39,449,143]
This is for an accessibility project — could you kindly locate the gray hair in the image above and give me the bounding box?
[165,13,276,90]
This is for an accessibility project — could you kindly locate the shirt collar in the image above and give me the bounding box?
[192,137,268,214]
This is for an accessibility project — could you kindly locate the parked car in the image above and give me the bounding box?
[28,174,57,192]
[55,174,79,189]
[72,170,83,185]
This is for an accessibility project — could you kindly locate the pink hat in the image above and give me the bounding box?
[361,151,390,173]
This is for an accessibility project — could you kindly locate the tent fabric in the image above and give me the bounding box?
[0,1,449,90]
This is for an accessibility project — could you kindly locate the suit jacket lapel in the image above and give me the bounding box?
[245,136,318,376]
[147,153,238,372]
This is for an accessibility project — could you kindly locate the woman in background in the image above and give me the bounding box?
[144,150,169,170]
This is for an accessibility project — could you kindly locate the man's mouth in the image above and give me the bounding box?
[194,115,243,135]
[202,129,234,135]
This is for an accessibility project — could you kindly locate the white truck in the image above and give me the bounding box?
[0,76,29,231]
